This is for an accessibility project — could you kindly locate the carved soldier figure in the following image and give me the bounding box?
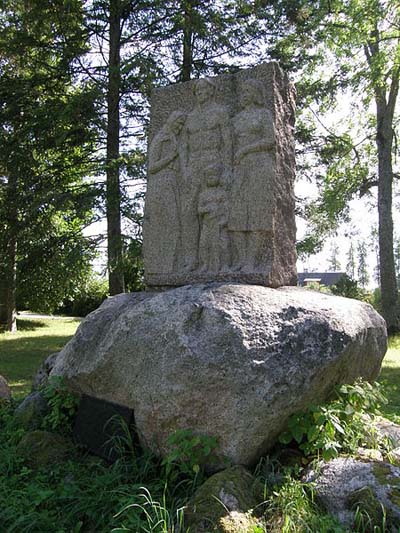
[229,79,275,272]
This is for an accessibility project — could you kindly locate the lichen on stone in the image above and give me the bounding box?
[347,486,385,526]
[372,462,400,487]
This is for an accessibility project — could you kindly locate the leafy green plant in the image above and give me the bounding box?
[42,376,80,432]
[162,429,219,481]
[279,380,388,460]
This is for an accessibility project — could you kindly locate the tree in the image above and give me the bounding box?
[0,0,98,330]
[357,240,370,288]
[82,1,271,295]
[270,0,400,331]
[394,237,400,287]
[346,241,356,279]
[328,240,341,271]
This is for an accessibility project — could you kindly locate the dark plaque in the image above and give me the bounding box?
[73,394,134,462]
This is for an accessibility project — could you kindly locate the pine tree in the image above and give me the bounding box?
[328,241,341,272]
[346,242,356,280]
[357,240,370,289]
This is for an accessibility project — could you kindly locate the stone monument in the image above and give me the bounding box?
[51,61,387,469]
[143,62,297,288]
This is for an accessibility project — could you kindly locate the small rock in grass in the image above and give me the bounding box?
[185,465,264,532]
[0,375,11,401]
[17,430,72,468]
[32,352,60,391]
[304,457,400,530]
[14,391,50,430]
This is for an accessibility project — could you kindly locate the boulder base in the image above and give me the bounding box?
[51,283,387,466]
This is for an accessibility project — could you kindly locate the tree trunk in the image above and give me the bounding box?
[376,99,399,333]
[0,277,8,327]
[181,0,194,81]
[0,175,18,332]
[106,0,124,295]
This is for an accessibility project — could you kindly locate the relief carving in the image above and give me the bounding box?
[144,64,295,287]
[229,79,275,272]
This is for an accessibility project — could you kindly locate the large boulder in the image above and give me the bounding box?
[51,283,387,467]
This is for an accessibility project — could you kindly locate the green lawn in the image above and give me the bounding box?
[378,334,400,422]
[0,318,399,416]
[0,317,80,399]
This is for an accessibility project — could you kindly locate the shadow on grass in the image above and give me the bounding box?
[16,319,48,331]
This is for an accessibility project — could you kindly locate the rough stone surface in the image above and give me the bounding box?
[375,416,400,448]
[51,284,387,467]
[14,391,50,430]
[0,374,11,401]
[184,466,264,532]
[17,430,72,468]
[304,458,400,529]
[32,352,60,391]
[143,62,297,288]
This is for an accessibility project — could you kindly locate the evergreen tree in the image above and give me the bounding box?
[0,0,98,330]
[357,240,370,288]
[328,241,341,272]
[346,242,356,280]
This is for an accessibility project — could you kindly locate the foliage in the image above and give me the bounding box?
[271,0,400,330]
[1,320,400,531]
[328,241,341,272]
[0,0,99,323]
[162,429,219,482]
[357,240,370,289]
[264,473,344,532]
[122,238,145,293]
[279,380,389,461]
[113,486,185,533]
[331,275,363,299]
[59,273,109,317]
[41,377,80,432]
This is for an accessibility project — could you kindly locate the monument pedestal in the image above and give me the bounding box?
[51,283,387,468]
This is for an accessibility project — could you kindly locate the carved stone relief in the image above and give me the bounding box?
[143,62,297,287]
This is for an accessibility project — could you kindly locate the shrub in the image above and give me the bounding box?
[58,274,108,317]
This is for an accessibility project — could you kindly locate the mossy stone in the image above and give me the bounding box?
[17,430,73,468]
[185,466,264,532]
[14,391,50,430]
[347,486,385,526]
[372,462,400,487]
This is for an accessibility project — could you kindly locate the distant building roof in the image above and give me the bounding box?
[298,272,346,286]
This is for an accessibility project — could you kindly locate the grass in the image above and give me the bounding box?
[0,317,80,399]
[378,334,400,423]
